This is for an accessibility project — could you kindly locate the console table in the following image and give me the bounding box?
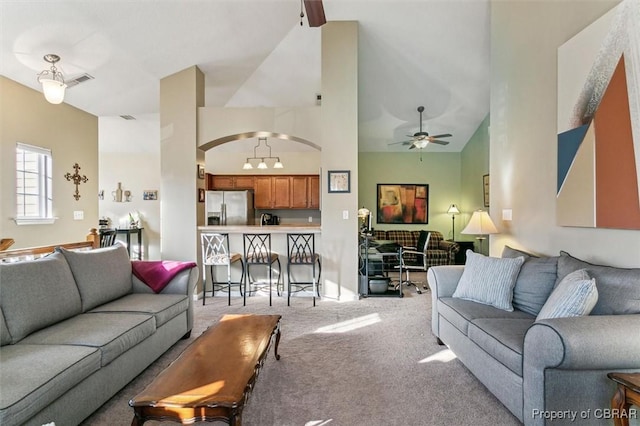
[116,227,143,260]
[358,234,403,298]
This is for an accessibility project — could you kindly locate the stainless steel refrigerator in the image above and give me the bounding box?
[206,190,255,225]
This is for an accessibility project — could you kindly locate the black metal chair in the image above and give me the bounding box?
[201,232,244,306]
[286,233,321,306]
[395,231,431,294]
[99,229,117,247]
[243,233,282,306]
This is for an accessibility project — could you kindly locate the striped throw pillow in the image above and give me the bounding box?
[536,269,598,320]
[452,250,525,311]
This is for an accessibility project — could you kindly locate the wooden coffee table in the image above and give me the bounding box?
[129,314,281,425]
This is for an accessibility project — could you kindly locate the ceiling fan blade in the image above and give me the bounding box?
[304,0,326,27]
[430,140,450,145]
[429,133,452,139]
[408,144,417,150]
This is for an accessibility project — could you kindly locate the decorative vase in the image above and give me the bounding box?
[112,182,123,202]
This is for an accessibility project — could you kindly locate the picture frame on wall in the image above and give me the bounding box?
[377,184,429,224]
[198,188,205,203]
[483,174,490,207]
[328,170,350,193]
[143,190,158,201]
[197,164,205,179]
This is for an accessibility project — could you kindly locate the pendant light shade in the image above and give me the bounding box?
[37,54,66,104]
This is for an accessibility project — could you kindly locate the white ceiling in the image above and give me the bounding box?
[0,0,490,153]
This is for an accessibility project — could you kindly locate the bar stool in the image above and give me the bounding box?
[287,233,321,306]
[201,232,244,306]
[243,233,282,306]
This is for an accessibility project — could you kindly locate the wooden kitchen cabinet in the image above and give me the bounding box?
[210,174,319,209]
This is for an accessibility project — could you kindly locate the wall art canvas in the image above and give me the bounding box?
[557,0,640,229]
[377,184,428,224]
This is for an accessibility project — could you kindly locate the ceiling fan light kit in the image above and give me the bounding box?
[37,54,67,104]
[389,105,453,160]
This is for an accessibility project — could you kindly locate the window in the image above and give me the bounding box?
[15,143,54,224]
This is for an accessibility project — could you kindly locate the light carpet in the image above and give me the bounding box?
[81,284,520,426]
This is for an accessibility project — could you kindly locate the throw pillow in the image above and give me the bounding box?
[536,269,598,320]
[502,245,558,316]
[557,251,640,315]
[452,250,525,311]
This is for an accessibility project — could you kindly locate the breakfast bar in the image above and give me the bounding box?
[197,225,322,302]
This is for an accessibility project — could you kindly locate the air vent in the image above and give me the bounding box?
[66,73,94,88]
[120,115,136,120]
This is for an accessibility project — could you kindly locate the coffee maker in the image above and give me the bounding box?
[260,213,279,226]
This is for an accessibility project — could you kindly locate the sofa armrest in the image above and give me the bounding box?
[523,315,640,425]
[132,264,199,331]
[524,315,640,370]
[439,240,460,264]
[428,265,464,339]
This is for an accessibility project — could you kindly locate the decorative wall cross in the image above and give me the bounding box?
[64,163,89,200]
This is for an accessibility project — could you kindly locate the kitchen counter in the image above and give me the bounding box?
[198,225,321,234]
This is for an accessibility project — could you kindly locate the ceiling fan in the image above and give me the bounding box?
[389,106,452,160]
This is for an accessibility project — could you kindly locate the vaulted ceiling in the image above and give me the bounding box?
[0,0,490,153]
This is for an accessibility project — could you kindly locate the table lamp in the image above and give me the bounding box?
[447,204,460,240]
[358,206,372,233]
[460,210,498,254]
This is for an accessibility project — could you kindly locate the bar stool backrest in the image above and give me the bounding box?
[287,233,316,264]
[99,229,117,247]
[201,233,232,266]
[244,233,272,263]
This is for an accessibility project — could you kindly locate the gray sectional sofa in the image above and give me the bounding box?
[428,248,640,425]
[0,244,198,426]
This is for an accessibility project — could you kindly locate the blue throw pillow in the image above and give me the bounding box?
[536,269,598,320]
[453,250,525,311]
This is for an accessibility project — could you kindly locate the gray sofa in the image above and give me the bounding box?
[428,248,640,425]
[0,244,198,426]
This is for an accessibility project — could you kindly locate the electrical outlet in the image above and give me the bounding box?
[73,210,84,220]
[308,216,313,223]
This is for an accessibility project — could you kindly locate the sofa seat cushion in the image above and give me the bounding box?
[19,312,155,366]
[438,297,534,335]
[468,318,534,376]
[0,252,82,343]
[59,244,133,312]
[0,344,100,426]
[89,293,188,327]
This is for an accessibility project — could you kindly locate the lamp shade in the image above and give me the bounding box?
[461,210,498,235]
[447,204,460,215]
[41,79,66,104]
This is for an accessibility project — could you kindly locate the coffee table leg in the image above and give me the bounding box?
[274,322,281,360]
[611,384,630,426]
[131,412,145,426]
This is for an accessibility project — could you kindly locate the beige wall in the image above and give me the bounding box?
[0,77,98,248]
[358,152,461,240]
[490,0,640,267]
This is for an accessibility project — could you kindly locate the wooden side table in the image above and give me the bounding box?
[607,372,640,426]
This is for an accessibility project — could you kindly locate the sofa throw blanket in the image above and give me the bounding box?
[132,260,196,293]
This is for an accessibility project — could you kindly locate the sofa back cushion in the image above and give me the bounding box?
[372,230,387,241]
[385,230,417,248]
[0,252,82,343]
[502,245,558,316]
[59,244,132,312]
[427,231,444,250]
[1,306,12,346]
[557,251,640,315]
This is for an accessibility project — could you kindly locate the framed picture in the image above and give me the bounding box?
[377,184,428,224]
[143,190,158,201]
[328,170,350,193]
[483,174,490,207]
[198,188,205,203]
[197,164,205,179]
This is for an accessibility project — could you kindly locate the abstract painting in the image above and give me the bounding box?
[377,184,428,224]
[557,0,640,229]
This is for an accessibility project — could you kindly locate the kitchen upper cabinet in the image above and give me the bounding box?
[208,175,254,190]
[253,177,273,209]
[210,174,320,209]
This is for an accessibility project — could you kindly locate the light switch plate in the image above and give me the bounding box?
[502,209,512,221]
[73,210,84,220]
[342,210,349,220]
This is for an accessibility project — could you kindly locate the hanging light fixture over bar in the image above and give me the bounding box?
[242,137,284,170]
